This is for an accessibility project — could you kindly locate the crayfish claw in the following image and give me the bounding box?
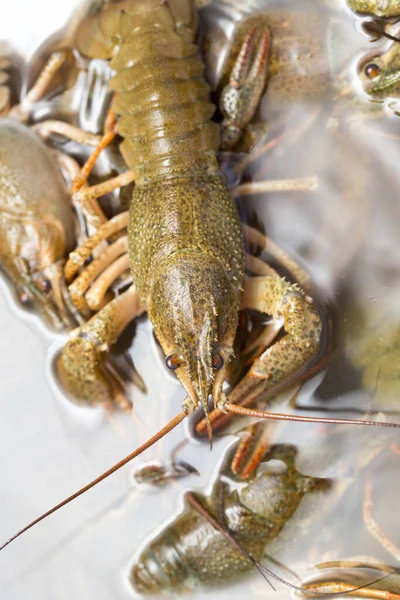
[55,336,131,410]
[220,25,270,150]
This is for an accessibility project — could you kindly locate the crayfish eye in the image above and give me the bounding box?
[165,354,180,371]
[38,279,52,293]
[364,63,381,79]
[212,354,224,370]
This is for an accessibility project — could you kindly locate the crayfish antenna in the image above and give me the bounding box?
[0,408,188,552]
[224,403,400,429]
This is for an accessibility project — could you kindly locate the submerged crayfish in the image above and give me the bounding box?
[0,51,78,329]
[132,438,330,594]
[0,46,115,330]
[2,2,400,589]
[131,419,400,596]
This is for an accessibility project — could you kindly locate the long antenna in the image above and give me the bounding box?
[0,409,187,552]
[224,403,400,428]
[2,401,399,553]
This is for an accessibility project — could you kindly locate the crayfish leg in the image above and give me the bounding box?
[364,474,400,562]
[228,275,321,403]
[196,273,321,437]
[230,421,275,479]
[65,211,129,281]
[85,251,130,312]
[56,284,144,411]
[8,51,66,122]
[243,224,312,292]
[68,235,128,314]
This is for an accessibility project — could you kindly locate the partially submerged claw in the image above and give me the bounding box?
[134,462,198,487]
[197,275,322,436]
[134,441,199,487]
[220,26,270,150]
[56,285,144,410]
[56,336,130,411]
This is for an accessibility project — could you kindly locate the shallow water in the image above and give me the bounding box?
[0,1,399,599]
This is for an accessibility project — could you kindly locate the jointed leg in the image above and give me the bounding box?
[0,56,11,116]
[230,421,275,479]
[73,170,134,232]
[56,285,144,411]
[236,176,318,197]
[363,475,400,561]
[85,252,130,311]
[196,274,322,435]
[68,114,134,231]
[33,120,102,146]
[243,224,312,292]
[71,128,118,194]
[65,211,129,281]
[68,235,128,314]
[9,51,66,121]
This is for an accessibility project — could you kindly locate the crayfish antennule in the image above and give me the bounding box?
[0,409,188,552]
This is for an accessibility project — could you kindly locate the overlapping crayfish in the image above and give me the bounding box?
[1,0,400,597]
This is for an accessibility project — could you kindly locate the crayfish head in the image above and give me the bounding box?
[8,255,72,330]
[0,213,74,330]
[149,251,240,442]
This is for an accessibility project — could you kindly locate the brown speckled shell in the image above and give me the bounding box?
[75,0,245,355]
